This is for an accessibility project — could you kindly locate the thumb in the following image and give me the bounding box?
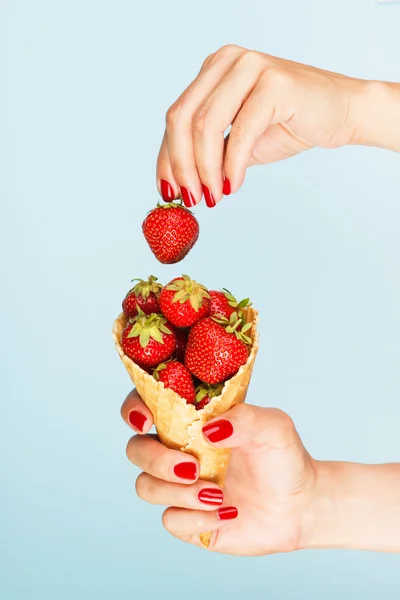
[201,403,299,450]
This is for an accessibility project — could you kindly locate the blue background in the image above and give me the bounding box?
[1,0,400,598]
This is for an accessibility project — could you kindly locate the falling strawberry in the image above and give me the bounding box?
[195,383,224,411]
[121,310,176,368]
[185,313,252,384]
[173,327,188,362]
[159,275,211,328]
[142,201,199,264]
[122,275,163,318]
[153,360,196,404]
[209,289,251,326]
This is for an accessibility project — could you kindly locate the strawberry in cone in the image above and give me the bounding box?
[195,383,224,411]
[122,275,163,318]
[153,360,196,405]
[159,275,211,328]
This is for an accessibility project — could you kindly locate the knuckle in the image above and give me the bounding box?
[237,49,266,69]
[193,514,205,530]
[200,52,215,71]
[264,67,293,88]
[230,120,248,142]
[162,508,174,532]
[216,44,242,58]
[135,473,149,500]
[169,158,185,181]
[166,101,185,127]
[274,409,296,443]
[192,107,209,133]
[125,436,137,461]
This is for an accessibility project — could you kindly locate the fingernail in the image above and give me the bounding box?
[174,462,197,481]
[202,419,233,443]
[223,178,231,196]
[198,488,224,506]
[180,187,196,208]
[160,179,175,202]
[128,410,146,432]
[217,506,238,520]
[202,185,216,208]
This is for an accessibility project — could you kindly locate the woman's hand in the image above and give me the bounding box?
[157,44,400,207]
[121,389,318,555]
[122,390,400,555]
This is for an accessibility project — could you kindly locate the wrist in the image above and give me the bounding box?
[351,79,400,152]
[302,461,400,552]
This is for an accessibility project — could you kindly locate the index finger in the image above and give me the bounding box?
[120,388,154,434]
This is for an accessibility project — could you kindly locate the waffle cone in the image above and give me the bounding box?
[113,307,259,548]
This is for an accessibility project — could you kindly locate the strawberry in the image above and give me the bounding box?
[185,314,253,384]
[153,360,196,404]
[122,275,163,318]
[121,310,176,368]
[159,275,211,328]
[173,327,188,362]
[209,289,251,327]
[142,201,199,264]
[195,383,224,411]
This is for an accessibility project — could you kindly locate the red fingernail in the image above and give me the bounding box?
[174,462,197,481]
[202,185,216,208]
[128,410,146,432]
[160,179,175,202]
[180,187,196,208]
[202,419,233,443]
[217,506,238,520]
[198,488,224,506]
[223,178,231,196]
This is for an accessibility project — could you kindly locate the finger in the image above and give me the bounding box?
[135,472,224,510]
[156,52,220,202]
[201,403,299,450]
[165,45,246,207]
[126,434,199,484]
[156,132,180,202]
[225,70,294,192]
[192,50,265,204]
[162,506,238,543]
[120,389,154,434]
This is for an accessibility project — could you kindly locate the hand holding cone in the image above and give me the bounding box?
[113,278,259,547]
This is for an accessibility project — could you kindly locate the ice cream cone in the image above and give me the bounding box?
[113,307,259,548]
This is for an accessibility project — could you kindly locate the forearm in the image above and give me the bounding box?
[305,461,400,552]
[352,80,400,152]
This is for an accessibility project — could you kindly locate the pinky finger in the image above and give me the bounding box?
[162,506,238,547]
[156,131,180,202]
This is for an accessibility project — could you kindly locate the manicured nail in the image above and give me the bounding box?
[128,410,146,432]
[160,179,175,202]
[174,462,197,481]
[198,488,224,506]
[180,186,196,208]
[202,185,216,208]
[217,506,238,520]
[202,419,233,443]
[223,178,231,196]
